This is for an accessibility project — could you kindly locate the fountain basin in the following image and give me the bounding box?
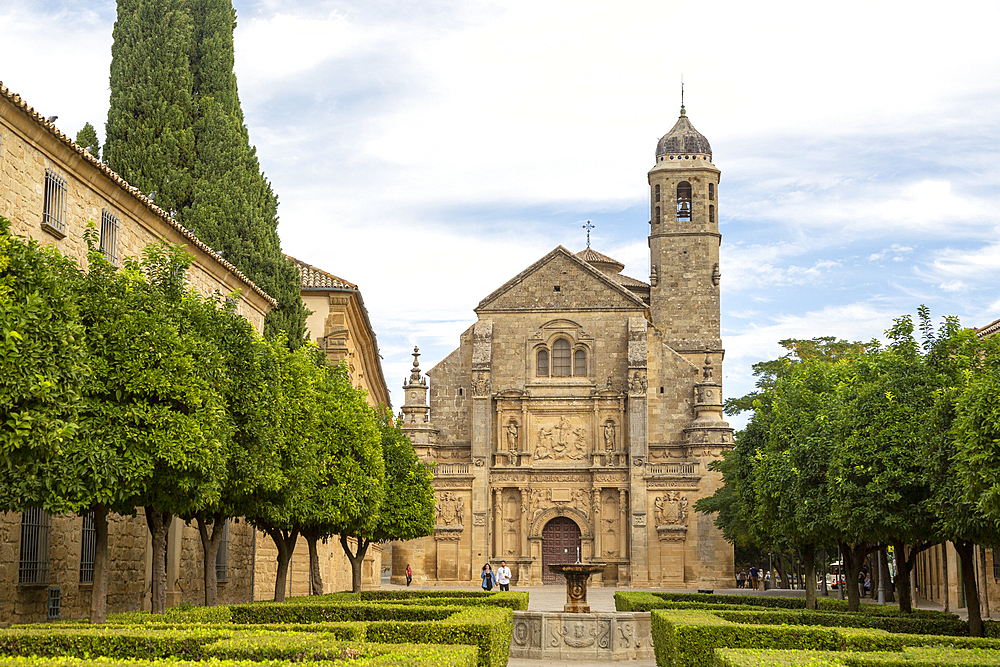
[549,562,607,613]
[510,611,653,662]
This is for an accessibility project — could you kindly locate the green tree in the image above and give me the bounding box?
[75,123,101,160]
[299,367,384,594]
[105,0,195,215]
[71,238,229,615]
[335,412,434,593]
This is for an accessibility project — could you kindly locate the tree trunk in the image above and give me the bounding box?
[890,540,929,614]
[303,529,324,595]
[89,504,109,624]
[979,545,991,619]
[776,553,790,589]
[196,513,226,607]
[803,544,817,610]
[144,507,172,614]
[266,527,298,602]
[841,542,874,612]
[955,540,983,637]
[943,544,950,612]
[821,549,829,597]
[340,534,370,593]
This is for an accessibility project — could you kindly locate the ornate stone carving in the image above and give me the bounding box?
[629,371,647,394]
[603,420,616,451]
[472,320,493,370]
[712,262,721,286]
[654,491,689,527]
[628,317,647,368]
[533,416,588,461]
[556,620,597,648]
[473,372,491,397]
[473,512,487,527]
[474,457,485,467]
[436,491,464,527]
[632,513,646,527]
[506,421,519,451]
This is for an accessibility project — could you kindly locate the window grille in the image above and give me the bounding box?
[100,209,120,266]
[215,519,230,582]
[709,204,715,224]
[676,181,692,222]
[552,339,571,377]
[537,350,549,377]
[80,512,96,584]
[47,587,61,620]
[708,183,715,201]
[19,508,51,585]
[573,349,587,377]
[42,169,68,236]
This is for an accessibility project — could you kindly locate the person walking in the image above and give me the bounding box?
[405,564,412,587]
[749,566,759,590]
[496,560,512,591]
[481,563,496,591]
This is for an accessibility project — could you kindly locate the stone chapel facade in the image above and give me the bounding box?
[395,108,735,588]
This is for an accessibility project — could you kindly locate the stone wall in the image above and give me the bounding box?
[253,532,381,600]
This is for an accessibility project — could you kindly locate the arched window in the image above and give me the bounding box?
[552,339,571,377]
[708,183,715,201]
[537,349,549,377]
[709,204,715,223]
[654,184,660,202]
[676,181,692,222]
[574,349,587,377]
[655,206,660,225]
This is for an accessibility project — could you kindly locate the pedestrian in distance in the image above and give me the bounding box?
[481,563,496,591]
[406,564,412,587]
[496,560,512,591]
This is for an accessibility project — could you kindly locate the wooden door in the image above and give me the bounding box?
[541,517,581,584]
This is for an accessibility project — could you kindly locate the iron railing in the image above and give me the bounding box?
[80,512,96,584]
[42,169,67,235]
[19,507,51,585]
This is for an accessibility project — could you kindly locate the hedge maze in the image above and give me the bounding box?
[615,592,1000,667]
[0,591,527,667]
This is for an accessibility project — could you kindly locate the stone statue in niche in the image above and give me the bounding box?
[507,422,519,450]
[604,421,616,451]
[654,491,689,527]
[436,491,465,527]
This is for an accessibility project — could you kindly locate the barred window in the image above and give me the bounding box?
[80,512,96,584]
[19,508,51,585]
[47,587,61,620]
[993,548,1000,582]
[215,520,230,582]
[100,209,120,266]
[574,349,587,377]
[536,349,549,377]
[42,170,67,237]
[552,339,571,377]
[676,181,692,222]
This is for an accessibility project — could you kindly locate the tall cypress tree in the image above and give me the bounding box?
[76,123,101,160]
[105,0,194,216]
[107,0,307,347]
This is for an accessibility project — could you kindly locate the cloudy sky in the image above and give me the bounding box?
[4,0,1000,425]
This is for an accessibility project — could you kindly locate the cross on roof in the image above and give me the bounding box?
[582,220,595,248]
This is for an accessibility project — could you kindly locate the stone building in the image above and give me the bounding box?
[394,107,735,587]
[0,81,386,623]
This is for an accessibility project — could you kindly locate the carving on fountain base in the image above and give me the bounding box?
[510,611,654,661]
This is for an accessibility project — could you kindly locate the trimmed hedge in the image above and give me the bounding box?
[714,610,967,636]
[714,647,1000,666]
[0,647,476,667]
[622,592,951,618]
[228,602,456,624]
[652,610,842,667]
[365,607,512,667]
[0,628,224,660]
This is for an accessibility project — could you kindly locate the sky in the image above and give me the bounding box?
[3,0,1000,427]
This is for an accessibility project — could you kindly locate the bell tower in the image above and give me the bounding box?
[647,104,722,357]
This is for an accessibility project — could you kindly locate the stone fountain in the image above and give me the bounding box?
[509,562,653,662]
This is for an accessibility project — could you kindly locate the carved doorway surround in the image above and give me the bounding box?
[541,517,581,584]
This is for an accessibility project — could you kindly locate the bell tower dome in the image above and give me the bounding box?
[647,105,722,357]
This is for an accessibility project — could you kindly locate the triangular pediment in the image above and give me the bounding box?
[475,246,647,313]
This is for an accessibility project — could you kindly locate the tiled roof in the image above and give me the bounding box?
[0,82,277,307]
[285,255,357,290]
[576,247,625,273]
[977,317,1000,339]
[656,112,712,158]
[608,272,649,289]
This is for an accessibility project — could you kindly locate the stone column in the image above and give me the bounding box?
[627,317,648,584]
[471,320,494,570]
[519,487,529,556]
[493,487,503,559]
[619,490,629,569]
[593,488,602,560]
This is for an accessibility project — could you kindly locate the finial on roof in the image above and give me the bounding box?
[680,77,686,116]
[408,346,425,385]
[582,220,595,248]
